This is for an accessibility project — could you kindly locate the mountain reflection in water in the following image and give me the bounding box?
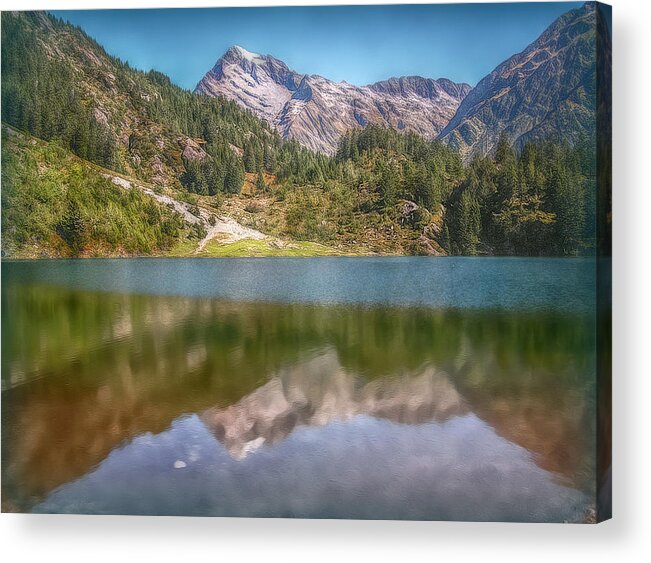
[1,281,596,520]
[202,353,468,460]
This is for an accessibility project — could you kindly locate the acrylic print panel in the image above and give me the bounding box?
[0,2,611,522]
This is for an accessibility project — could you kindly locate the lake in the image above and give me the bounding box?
[1,257,597,521]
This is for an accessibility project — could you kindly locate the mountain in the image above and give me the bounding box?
[195,45,471,154]
[439,2,602,160]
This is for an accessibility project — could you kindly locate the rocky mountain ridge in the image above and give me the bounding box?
[195,45,471,154]
[198,2,606,160]
[439,2,604,160]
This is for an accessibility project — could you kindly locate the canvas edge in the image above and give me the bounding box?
[595,0,612,524]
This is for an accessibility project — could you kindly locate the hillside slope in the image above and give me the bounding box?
[1,11,284,190]
[1,126,343,258]
[1,126,193,258]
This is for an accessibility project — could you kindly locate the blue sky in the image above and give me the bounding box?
[51,2,583,90]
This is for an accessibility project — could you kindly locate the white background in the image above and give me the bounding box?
[0,0,649,561]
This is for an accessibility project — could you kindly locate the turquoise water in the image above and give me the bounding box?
[1,258,597,520]
[4,256,596,310]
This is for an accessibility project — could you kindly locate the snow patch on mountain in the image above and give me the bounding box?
[232,45,265,64]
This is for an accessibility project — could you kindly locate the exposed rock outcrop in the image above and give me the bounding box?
[180,138,207,162]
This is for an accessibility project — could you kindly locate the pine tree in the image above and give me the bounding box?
[413,165,436,211]
[442,224,452,255]
[243,142,257,173]
[255,171,266,193]
[224,159,244,194]
[494,132,513,165]
[56,198,86,256]
[549,164,585,255]
[377,163,399,210]
[263,143,275,172]
[458,190,481,255]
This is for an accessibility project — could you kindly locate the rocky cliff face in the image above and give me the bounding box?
[438,2,602,161]
[195,46,470,154]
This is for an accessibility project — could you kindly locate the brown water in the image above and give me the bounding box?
[1,258,597,520]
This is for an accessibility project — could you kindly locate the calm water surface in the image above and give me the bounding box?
[1,258,596,521]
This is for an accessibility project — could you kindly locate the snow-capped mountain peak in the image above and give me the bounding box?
[195,47,471,154]
[231,45,263,63]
